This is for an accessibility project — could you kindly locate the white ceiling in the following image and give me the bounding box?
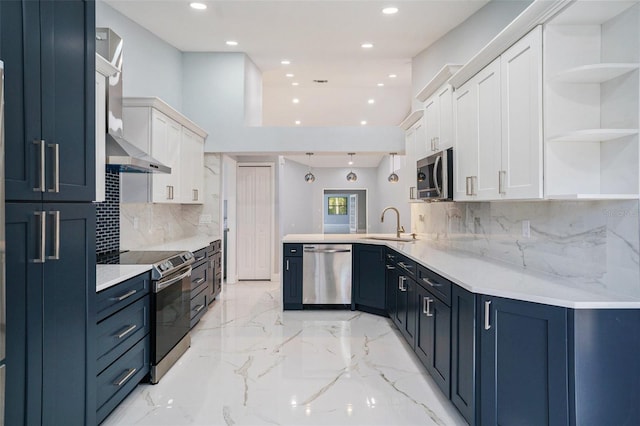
[104,0,488,130]
[285,153,386,168]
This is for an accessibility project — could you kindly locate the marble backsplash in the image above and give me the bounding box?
[411,200,640,298]
[120,153,222,250]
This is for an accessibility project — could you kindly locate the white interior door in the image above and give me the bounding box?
[237,165,272,280]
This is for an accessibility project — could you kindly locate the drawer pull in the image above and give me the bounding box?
[398,262,413,270]
[195,278,206,285]
[194,304,205,313]
[116,324,137,339]
[114,289,137,302]
[385,265,395,270]
[422,277,442,287]
[114,368,137,387]
[195,255,206,261]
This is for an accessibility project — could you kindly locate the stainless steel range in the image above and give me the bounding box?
[100,250,195,383]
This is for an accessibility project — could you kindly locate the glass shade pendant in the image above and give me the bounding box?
[304,153,315,183]
[346,153,357,182]
[388,152,399,183]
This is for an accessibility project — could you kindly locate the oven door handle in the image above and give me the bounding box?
[154,267,192,293]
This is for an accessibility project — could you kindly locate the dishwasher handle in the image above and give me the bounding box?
[304,248,351,253]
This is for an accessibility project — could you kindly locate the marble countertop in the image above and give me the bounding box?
[96,264,152,292]
[97,235,220,293]
[282,234,640,309]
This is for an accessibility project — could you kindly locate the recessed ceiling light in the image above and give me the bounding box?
[190,2,207,10]
[292,82,299,86]
[377,83,385,87]
[368,99,375,104]
[361,43,374,49]
[286,73,294,78]
[295,120,301,125]
[388,74,397,78]
[382,7,398,15]
[226,40,238,46]
[281,60,291,65]
[361,120,367,125]
[292,98,300,104]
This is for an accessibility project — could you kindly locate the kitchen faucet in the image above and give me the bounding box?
[380,207,405,238]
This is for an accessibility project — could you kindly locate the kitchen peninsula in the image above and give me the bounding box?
[282,233,640,425]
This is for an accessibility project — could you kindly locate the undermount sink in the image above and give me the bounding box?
[366,236,416,242]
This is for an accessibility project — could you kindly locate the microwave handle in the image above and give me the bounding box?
[433,155,442,197]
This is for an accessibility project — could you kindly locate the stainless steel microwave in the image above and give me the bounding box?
[416,148,453,201]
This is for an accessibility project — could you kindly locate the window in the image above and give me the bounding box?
[327,196,348,215]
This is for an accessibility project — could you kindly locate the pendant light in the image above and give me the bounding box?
[388,152,399,183]
[346,153,358,182]
[304,152,315,183]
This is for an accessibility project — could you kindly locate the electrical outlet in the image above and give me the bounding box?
[199,214,212,224]
[522,220,531,238]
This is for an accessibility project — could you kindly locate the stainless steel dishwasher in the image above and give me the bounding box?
[302,244,352,306]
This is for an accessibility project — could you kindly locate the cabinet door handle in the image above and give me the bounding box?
[116,324,137,339]
[434,137,439,151]
[114,368,137,387]
[484,300,492,330]
[33,211,46,263]
[498,170,506,195]
[166,185,171,200]
[46,211,60,260]
[114,289,137,301]
[170,185,175,200]
[194,304,205,313]
[48,143,60,193]
[385,265,395,270]
[422,296,428,314]
[286,259,289,271]
[465,176,471,196]
[33,140,46,192]
[193,189,198,201]
[195,277,205,285]
[399,276,407,291]
[195,255,206,261]
[398,261,413,270]
[425,297,433,317]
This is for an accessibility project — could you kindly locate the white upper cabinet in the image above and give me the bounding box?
[501,25,543,200]
[121,97,207,204]
[180,127,205,204]
[417,64,461,155]
[543,1,639,199]
[453,27,543,201]
[399,110,425,201]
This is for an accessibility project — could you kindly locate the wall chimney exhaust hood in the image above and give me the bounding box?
[96,27,170,174]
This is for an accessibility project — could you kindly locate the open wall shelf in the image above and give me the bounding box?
[547,129,639,143]
[551,63,639,84]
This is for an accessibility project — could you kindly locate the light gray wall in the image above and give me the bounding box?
[96,1,183,109]
[374,154,412,234]
[182,52,248,145]
[411,0,532,110]
[244,56,263,126]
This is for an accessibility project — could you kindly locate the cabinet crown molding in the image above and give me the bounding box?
[450,0,573,89]
[123,97,208,139]
[416,64,462,102]
[399,110,424,130]
[96,53,119,77]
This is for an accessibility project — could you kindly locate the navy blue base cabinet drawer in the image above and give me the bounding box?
[190,288,208,327]
[97,297,150,373]
[97,336,150,424]
[97,273,150,322]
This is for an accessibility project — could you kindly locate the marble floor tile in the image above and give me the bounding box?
[102,281,467,426]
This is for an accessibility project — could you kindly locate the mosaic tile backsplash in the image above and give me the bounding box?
[96,170,120,255]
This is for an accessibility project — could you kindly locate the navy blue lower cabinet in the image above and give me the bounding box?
[479,295,568,426]
[397,275,417,348]
[451,285,477,424]
[385,252,399,317]
[283,256,302,310]
[569,309,640,425]
[6,203,96,426]
[415,283,451,398]
[353,244,386,314]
